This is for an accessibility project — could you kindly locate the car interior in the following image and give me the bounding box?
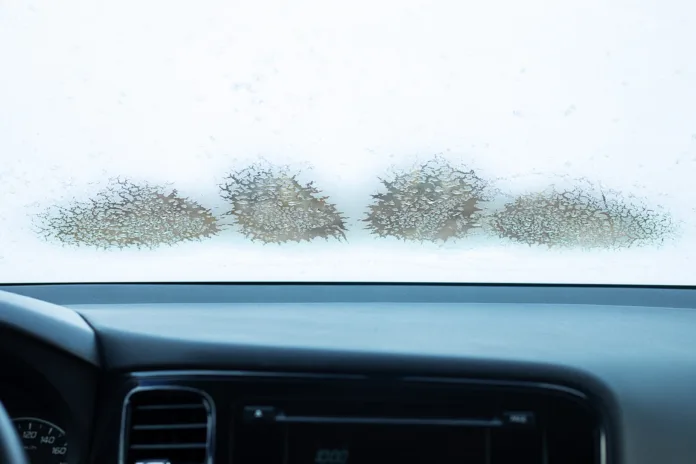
[2,0,693,462]
[0,283,694,464]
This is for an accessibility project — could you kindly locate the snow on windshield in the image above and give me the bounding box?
[0,0,695,284]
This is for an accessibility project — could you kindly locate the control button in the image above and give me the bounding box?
[503,411,535,427]
[243,406,277,423]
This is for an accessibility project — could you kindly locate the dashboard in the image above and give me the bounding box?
[1,283,696,464]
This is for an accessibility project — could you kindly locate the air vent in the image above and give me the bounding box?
[122,388,214,464]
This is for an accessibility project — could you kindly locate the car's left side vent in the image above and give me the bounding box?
[123,388,214,464]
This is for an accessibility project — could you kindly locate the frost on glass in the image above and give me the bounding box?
[36,179,220,249]
[364,158,488,242]
[219,164,347,243]
[491,184,674,249]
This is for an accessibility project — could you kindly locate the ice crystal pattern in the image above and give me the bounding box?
[37,179,220,248]
[364,158,487,242]
[220,165,347,243]
[492,187,673,248]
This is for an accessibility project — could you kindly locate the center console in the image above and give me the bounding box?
[105,372,606,464]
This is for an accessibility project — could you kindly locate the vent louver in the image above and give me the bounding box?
[123,388,213,464]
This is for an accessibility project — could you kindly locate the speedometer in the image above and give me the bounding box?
[12,418,68,464]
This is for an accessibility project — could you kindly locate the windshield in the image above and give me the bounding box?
[0,0,694,285]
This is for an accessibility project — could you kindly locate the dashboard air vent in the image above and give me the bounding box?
[123,388,214,464]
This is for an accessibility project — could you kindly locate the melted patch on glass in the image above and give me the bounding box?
[36,179,220,248]
[364,158,487,242]
[491,186,674,248]
[219,164,347,243]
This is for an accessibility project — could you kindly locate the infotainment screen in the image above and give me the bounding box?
[234,406,545,464]
[287,423,487,464]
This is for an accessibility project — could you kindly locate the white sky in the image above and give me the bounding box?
[1,0,696,284]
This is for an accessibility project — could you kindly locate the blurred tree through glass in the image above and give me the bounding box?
[364,158,488,242]
[491,185,673,249]
[219,163,347,244]
[36,179,220,249]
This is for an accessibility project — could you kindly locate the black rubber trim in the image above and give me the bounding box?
[2,283,696,308]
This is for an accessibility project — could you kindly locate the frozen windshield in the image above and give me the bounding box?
[0,0,694,284]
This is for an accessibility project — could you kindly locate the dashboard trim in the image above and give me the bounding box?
[131,370,367,381]
[0,290,98,366]
[600,427,608,464]
[128,369,592,402]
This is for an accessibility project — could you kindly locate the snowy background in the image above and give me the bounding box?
[1,0,696,284]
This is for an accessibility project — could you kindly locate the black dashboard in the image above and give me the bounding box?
[1,283,696,464]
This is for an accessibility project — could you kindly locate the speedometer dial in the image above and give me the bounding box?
[12,418,68,464]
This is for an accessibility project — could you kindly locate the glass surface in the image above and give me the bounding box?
[1,0,694,284]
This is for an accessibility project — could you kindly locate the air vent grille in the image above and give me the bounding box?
[123,388,213,464]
